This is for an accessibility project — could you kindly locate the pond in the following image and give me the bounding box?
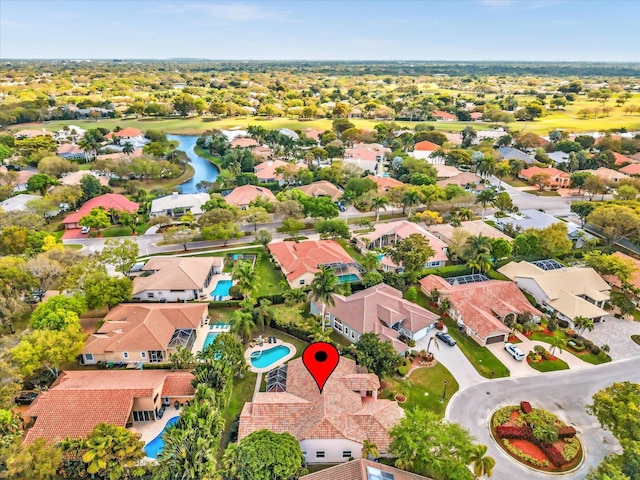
[168,134,219,194]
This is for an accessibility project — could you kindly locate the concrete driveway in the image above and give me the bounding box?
[582,316,640,360]
[415,329,484,390]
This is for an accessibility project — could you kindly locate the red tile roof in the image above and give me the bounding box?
[83,303,207,356]
[609,252,640,290]
[268,240,356,283]
[254,159,301,181]
[230,137,259,148]
[224,184,277,207]
[113,127,143,138]
[239,357,404,452]
[300,459,431,480]
[327,284,439,351]
[419,276,542,340]
[613,152,634,165]
[619,163,640,176]
[414,140,441,151]
[366,175,405,192]
[63,194,139,225]
[520,166,570,186]
[433,110,457,120]
[296,181,344,202]
[24,371,194,445]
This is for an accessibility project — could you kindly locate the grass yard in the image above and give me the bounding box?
[529,329,611,365]
[442,317,510,378]
[124,163,194,193]
[527,357,569,372]
[522,189,561,197]
[381,363,459,417]
[632,334,640,346]
[194,146,223,167]
[336,239,366,264]
[64,243,83,250]
[217,370,257,459]
[504,176,530,188]
[100,226,133,237]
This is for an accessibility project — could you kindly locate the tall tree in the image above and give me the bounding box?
[310,266,339,331]
[353,332,403,378]
[4,438,62,480]
[475,189,497,220]
[11,328,84,379]
[230,310,255,345]
[469,444,496,479]
[100,238,139,276]
[388,233,435,282]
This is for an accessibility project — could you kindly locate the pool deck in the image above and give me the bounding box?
[191,324,230,353]
[132,411,182,446]
[245,337,297,373]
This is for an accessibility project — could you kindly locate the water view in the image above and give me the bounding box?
[167,134,219,194]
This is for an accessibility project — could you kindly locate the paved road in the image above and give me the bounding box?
[447,357,640,480]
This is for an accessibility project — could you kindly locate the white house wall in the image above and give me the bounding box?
[513,278,548,306]
[132,289,199,302]
[300,438,363,464]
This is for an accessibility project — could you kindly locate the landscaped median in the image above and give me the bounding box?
[528,321,611,365]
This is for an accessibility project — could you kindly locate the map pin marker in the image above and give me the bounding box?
[302,342,340,393]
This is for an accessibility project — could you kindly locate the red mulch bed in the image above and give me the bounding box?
[509,411,520,423]
[510,439,548,463]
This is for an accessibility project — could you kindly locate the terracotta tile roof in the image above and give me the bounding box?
[420,276,540,340]
[161,373,197,397]
[607,252,640,290]
[63,194,138,225]
[300,458,431,480]
[366,175,405,192]
[520,166,570,186]
[14,129,54,138]
[113,127,143,138]
[230,137,259,148]
[581,167,628,182]
[56,143,84,155]
[60,171,110,187]
[327,284,439,344]
[268,240,356,282]
[224,184,277,207]
[254,159,300,181]
[620,163,640,176]
[0,167,35,185]
[132,257,220,294]
[296,181,344,202]
[95,148,143,161]
[303,128,324,141]
[414,140,441,151]
[436,172,482,188]
[470,112,484,120]
[433,110,457,120]
[83,303,207,355]
[613,152,634,165]
[24,370,194,445]
[239,357,404,452]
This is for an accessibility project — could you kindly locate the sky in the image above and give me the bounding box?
[1,0,639,62]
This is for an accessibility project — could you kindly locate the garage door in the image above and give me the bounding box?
[486,334,506,345]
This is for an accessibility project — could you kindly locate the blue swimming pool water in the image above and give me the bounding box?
[203,332,218,349]
[250,345,291,369]
[211,280,233,298]
[144,416,179,459]
[338,273,360,283]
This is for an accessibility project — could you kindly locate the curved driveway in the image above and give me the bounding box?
[446,357,640,479]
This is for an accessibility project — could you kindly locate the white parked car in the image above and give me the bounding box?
[504,342,525,361]
[80,226,90,234]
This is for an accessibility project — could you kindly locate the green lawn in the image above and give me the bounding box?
[194,146,223,167]
[521,189,561,197]
[100,226,133,237]
[632,334,640,346]
[529,329,611,365]
[337,239,366,264]
[442,317,510,378]
[503,176,530,188]
[527,357,569,372]
[382,363,459,417]
[217,370,257,459]
[65,244,83,250]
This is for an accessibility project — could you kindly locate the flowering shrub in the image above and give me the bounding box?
[495,425,533,439]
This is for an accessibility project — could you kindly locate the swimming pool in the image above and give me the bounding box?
[203,332,218,349]
[250,345,291,369]
[211,279,233,298]
[144,416,179,459]
[338,273,360,283]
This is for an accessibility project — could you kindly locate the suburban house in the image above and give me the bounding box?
[296,181,344,202]
[254,159,300,185]
[0,193,44,212]
[24,370,195,445]
[619,163,640,176]
[59,170,110,188]
[433,110,456,122]
[106,127,145,142]
[230,137,259,149]
[427,220,511,244]
[491,209,591,246]
[444,132,463,145]
[432,164,461,179]
[0,166,35,192]
[13,129,54,139]
[268,240,364,288]
[420,275,542,346]
[343,143,389,174]
[355,220,449,271]
[56,143,86,160]
[547,151,570,164]
[497,147,533,164]
[436,171,483,191]
[278,128,299,140]
[410,140,443,164]
[132,257,224,302]
[366,175,405,194]
[81,303,210,365]
[470,112,484,122]
[238,356,405,464]
[312,283,440,348]
[224,184,277,209]
[519,166,571,189]
[150,192,210,217]
[613,152,634,166]
[498,260,611,324]
[582,167,628,183]
[300,459,431,480]
[602,252,640,306]
[62,194,139,230]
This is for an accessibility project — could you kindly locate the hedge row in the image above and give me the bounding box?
[495,425,533,439]
[539,442,565,468]
[557,426,577,439]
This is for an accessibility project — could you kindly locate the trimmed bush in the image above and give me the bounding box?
[495,425,533,439]
[557,426,577,439]
[557,319,570,329]
[562,438,580,462]
[492,406,516,428]
[520,401,533,414]
[547,318,558,331]
[539,442,565,467]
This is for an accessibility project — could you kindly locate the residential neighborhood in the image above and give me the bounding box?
[1,3,640,479]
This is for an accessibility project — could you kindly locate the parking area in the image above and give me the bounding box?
[62,227,89,240]
[582,317,640,360]
[486,341,536,377]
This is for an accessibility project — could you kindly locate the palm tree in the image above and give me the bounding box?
[230,310,255,345]
[232,261,255,299]
[477,156,496,178]
[466,256,482,274]
[310,266,339,331]
[361,251,379,272]
[509,159,525,178]
[550,337,565,356]
[122,141,134,155]
[254,298,271,333]
[371,196,388,222]
[401,188,421,217]
[459,208,474,221]
[464,234,492,258]
[361,440,380,460]
[475,252,493,273]
[494,161,511,188]
[437,297,451,315]
[283,287,307,306]
[340,190,358,223]
[78,138,97,163]
[533,424,559,444]
[309,319,333,343]
[573,316,594,335]
[469,444,496,479]
[476,189,497,220]
[221,442,239,479]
